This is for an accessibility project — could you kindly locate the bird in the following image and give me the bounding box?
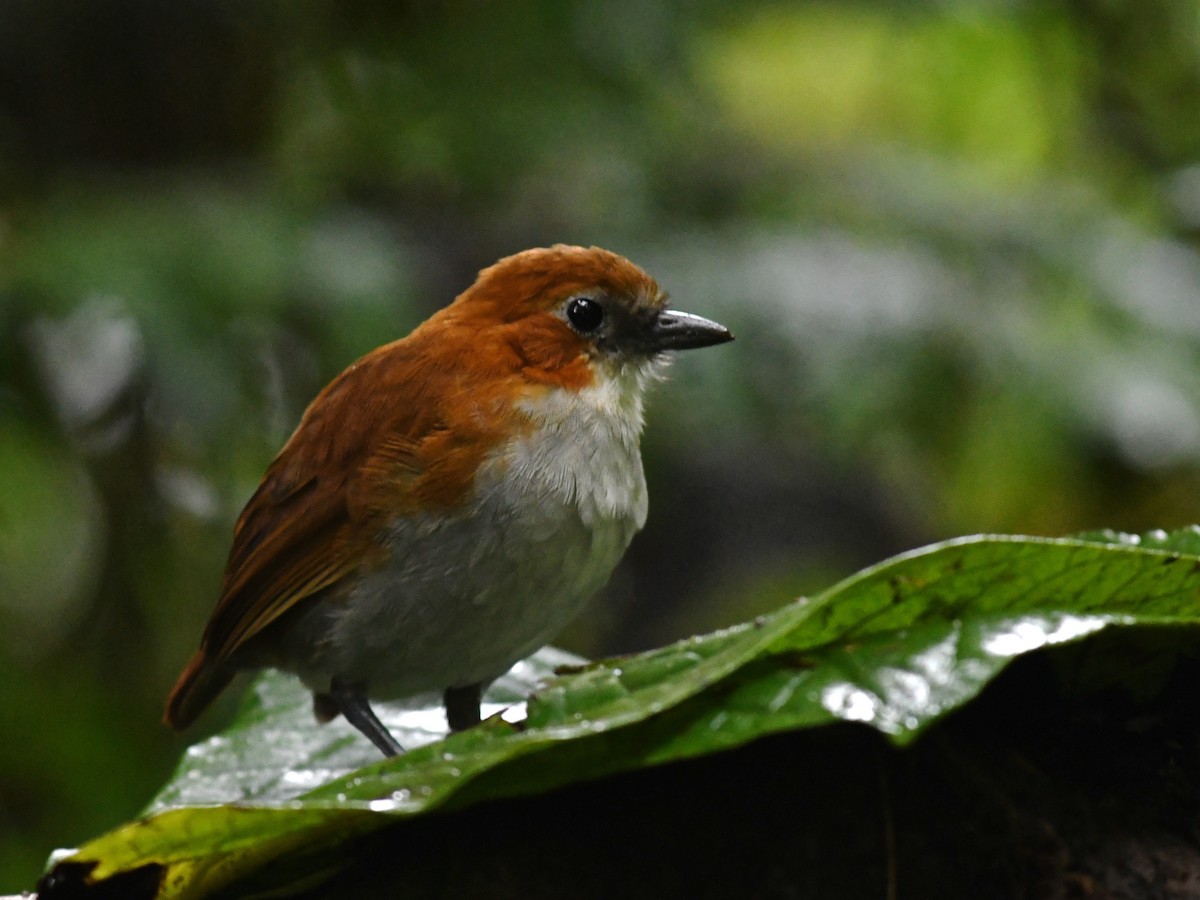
[163,244,733,757]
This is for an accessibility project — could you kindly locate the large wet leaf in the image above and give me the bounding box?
[43,530,1200,898]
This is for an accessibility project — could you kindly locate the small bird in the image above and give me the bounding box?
[164,245,732,757]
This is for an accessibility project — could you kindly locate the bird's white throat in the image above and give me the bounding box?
[507,362,656,529]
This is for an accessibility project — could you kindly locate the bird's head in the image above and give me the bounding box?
[437,245,732,406]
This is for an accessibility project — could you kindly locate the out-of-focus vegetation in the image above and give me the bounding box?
[3,0,1200,890]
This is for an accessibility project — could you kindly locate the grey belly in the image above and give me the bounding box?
[279,496,639,698]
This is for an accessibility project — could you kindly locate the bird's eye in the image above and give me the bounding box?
[566,297,605,333]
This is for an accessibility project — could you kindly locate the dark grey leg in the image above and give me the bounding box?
[444,682,483,732]
[330,678,403,757]
[312,691,339,723]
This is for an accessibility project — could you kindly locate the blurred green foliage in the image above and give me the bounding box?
[3,0,1200,890]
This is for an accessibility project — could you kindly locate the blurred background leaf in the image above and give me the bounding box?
[3,0,1200,890]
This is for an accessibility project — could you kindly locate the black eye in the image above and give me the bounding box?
[566,297,605,333]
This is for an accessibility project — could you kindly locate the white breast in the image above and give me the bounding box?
[502,376,650,528]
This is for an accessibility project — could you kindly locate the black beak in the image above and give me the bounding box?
[650,309,734,351]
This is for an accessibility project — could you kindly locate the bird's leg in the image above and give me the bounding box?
[443,682,483,732]
[330,678,403,757]
[312,691,340,723]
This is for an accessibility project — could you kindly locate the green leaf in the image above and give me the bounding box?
[45,531,1200,898]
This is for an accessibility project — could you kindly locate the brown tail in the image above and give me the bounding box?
[163,650,235,730]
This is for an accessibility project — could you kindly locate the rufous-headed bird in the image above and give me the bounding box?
[164,245,733,756]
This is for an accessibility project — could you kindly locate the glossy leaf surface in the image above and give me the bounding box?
[46,530,1200,898]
